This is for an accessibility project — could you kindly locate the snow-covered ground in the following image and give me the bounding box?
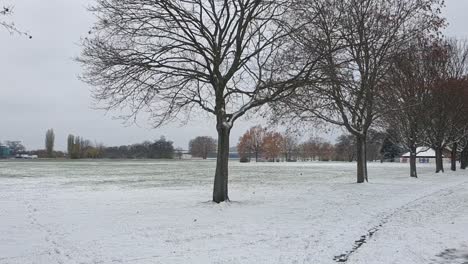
[0,160,467,264]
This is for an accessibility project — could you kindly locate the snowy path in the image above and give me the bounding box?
[0,160,467,264]
[347,179,468,264]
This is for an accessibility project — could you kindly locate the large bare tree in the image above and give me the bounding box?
[271,0,444,183]
[381,39,437,178]
[78,0,318,203]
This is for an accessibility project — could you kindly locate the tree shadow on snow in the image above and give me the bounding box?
[432,248,468,264]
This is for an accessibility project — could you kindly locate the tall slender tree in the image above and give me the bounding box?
[45,129,55,158]
[67,134,75,158]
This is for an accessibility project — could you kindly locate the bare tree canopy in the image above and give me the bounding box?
[270,0,445,183]
[78,0,319,203]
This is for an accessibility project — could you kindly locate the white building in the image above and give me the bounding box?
[400,147,450,164]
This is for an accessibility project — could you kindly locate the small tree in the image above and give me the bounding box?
[149,137,175,159]
[189,136,217,160]
[45,129,55,158]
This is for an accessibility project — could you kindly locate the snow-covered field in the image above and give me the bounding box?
[0,160,467,264]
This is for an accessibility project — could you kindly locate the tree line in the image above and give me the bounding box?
[236,126,400,163]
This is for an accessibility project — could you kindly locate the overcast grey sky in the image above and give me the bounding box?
[1,1,467,151]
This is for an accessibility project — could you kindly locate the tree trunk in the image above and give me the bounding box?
[356,135,368,183]
[213,124,231,203]
[409,145,417,178]
[435,146,444,173]
[451,142,457,172]
[461,145,468,170]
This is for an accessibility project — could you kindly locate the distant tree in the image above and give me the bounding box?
[366,130,386,162]
[238,126,266,162]
[45,129,55,158]
[237,133,252,162]
[380,133,403,162]
[78,0,319,203]
[73,137,82,159]
[149,137,174,159]
[334,135,355,162]
[189,136,217,159]
[175,148,184,160]
[299,137,323,161]
[317,141,334,162]
[281,132,299,161]
[5,141,25,155]
[262,132,283,161]
[67,135,75,158]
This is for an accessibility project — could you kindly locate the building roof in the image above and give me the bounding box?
[401,147,436,158]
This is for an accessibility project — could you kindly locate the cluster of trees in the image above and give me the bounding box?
[67,134,104,159]
[381,39,468,177]
[0,140,26,156]
[237,126,401,163]
[189,136,217,159]
[67,135,176,160]
[102,137,175,159]
[78,0,450,202]
[237,126,303,162]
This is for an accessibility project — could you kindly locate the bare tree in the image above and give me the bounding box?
[381,39,436,177]
[281,131,298,161]
[271,0,444,182]
[78,0,318,203]
[45,129,55,158]
[421,39,468,173]
[1,6,31,38]
[189,136,216,159]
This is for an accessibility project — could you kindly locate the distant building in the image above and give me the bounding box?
[0,145,11,159]
[15,154,38,159]
[400,147,450,164]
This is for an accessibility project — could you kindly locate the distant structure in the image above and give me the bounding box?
[15,154,38,159]
[400,147,450,164]
[0,145,11,159]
